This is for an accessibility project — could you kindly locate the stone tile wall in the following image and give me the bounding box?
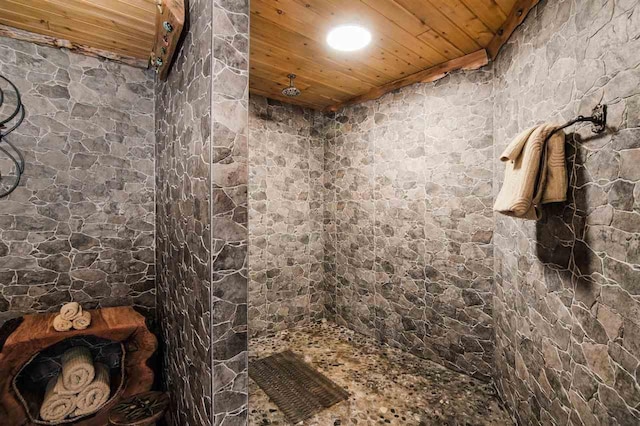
[155,0,212,424]
[211,0,250,423]
[0,36,155,325]
[324,71,495,381]
[492,0,640,424]
[248,95,325,338]
[156,0,250,423]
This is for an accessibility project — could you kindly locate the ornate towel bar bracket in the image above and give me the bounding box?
[556,104,607,134]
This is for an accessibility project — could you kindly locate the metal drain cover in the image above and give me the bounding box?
[249,350,349,424]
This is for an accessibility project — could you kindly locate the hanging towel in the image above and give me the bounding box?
[493,124,567,220]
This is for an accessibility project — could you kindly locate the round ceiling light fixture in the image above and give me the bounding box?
[326,25,372,52]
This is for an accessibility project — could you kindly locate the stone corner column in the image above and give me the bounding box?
[210,0,250,424]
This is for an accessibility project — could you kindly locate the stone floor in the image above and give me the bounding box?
[249,322,512,425]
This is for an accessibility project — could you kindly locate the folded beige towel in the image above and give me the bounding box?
[53,315,73,332]
[39,376,77,421]
[61,347,95,394]
[74,363,111,416]
[494,124,567,220]
[72,311,92,330]
[60,302,82,321]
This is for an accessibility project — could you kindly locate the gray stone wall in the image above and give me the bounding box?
[155,0,212,423]
[324,70,495,381]
[0,36,155,325]
[156,0,250,423]
[211,0,250,423]
[493,0,640,424]
[248,95,325,338]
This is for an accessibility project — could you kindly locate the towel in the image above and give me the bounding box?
[39,376,77,421]
[72,311,92,330]
[494,124,567,220]
[61,347,95,394]
[74,363,111,416]
[53,370,80,396]
[53,315,73,332]
[60,302,82,321]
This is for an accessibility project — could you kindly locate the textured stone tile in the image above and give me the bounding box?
[0,36,155,325]
[324,70,495,381]
[212,0,249,424]
[155,0,213,424]
[248,96,326,340]
[493,0,640,424]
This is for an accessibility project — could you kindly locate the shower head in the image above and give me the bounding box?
[282,74,301,97]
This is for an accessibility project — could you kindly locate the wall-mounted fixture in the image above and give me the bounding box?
[151,0,185,80]
[282,74,301,97]
[327,25,372,52]
[0,74,25,199]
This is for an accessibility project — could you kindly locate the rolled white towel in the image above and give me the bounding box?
[60,302,82,321]
[40,376,77,421]
[61,347,95,394]
[53,315,72,332]
[72,311,91,330]
[74,363,111,416]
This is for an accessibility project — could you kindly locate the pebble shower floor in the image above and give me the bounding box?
[249,322,511,425]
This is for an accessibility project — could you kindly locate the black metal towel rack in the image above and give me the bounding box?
[548,104,608,140]
[0,74,25,198]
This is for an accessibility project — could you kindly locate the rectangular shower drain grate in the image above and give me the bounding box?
[249,350,349,424]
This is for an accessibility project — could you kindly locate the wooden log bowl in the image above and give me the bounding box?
[0,307,157,426]
[108,391,169,426]
[13,340,127,425]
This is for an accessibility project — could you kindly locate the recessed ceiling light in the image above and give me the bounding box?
[327,25,371,52]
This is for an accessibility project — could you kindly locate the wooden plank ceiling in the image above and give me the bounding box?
[0,0,156,62]
[0,0,534,111]
[250,0,524,110]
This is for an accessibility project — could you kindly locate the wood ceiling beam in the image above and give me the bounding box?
[0,24,149,69]
[326,49,489,112]
[487,0,540,59]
